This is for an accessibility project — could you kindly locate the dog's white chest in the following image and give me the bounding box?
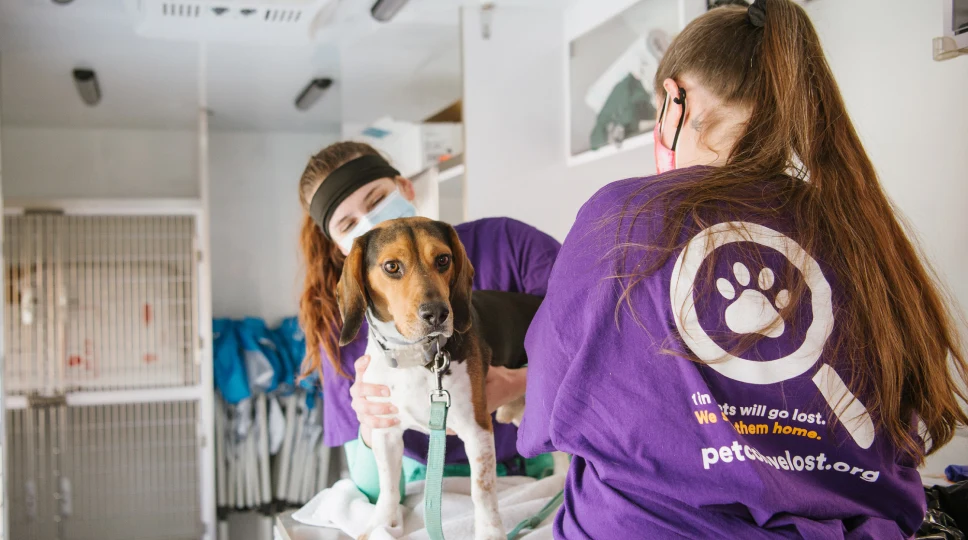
[363,341,473,435]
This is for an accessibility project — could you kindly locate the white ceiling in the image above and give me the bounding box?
[1,0,202,130]
[0,0,571,133]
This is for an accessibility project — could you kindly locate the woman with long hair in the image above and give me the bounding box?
[519,0,968,537]
[297,141,560,502]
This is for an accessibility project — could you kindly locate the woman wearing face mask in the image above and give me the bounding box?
[519,1,968,537]
[297,141,560,503]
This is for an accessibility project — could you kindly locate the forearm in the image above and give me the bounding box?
[487,365,528,414]
[509,366,528,401]
[345,429,405,504]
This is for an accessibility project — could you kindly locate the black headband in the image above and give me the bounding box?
[308,154,401,239]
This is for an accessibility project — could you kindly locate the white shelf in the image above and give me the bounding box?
[4,385,208,409]
[437,163,465,183]
[566,131,653,168]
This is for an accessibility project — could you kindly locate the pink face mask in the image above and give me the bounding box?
[654,87,686,175]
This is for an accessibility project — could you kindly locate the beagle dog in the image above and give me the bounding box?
[337,217,539,540]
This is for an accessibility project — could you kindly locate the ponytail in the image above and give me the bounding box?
[296,141,382,380]
[621,0,967,463]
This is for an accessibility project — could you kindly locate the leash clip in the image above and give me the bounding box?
[430,340,451,407]
[430,389,451,407]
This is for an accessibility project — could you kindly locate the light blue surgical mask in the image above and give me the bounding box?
[338,189,417,252]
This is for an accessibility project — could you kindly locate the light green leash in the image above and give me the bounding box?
[507,489,564,539]
[423,343,564,540]
[425,342,451,540]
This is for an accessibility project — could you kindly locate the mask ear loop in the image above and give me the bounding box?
[670,87,687,151]
[657,93,670,133]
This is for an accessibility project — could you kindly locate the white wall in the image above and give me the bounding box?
[1,127,198,199]
[462,5,655,242]
[438,176,465,225]
[462,0,968,474]
[208,130,339,326]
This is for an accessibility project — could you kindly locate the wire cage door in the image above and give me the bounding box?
[4,213,200,394]
[7,402,204,540]
[4,211,207,540]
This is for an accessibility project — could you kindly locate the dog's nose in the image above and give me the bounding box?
[419,302,450,328]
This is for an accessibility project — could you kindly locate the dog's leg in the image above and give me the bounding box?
[552,452,571,476]
[451,419,504,540]
[359,427,404,540]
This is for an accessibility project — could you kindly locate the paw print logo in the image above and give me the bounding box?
[671,222,875,450]
[717,263,791,339]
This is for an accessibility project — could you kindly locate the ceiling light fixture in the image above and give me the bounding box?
[294,78,333,111]
[371,0,411,22]
[72,68,101,106]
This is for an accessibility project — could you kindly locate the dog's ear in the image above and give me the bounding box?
[337,235,368,346]
[442,223,475,333]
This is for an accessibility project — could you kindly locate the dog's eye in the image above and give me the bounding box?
[383,261,401,275]
[435,255,451,269]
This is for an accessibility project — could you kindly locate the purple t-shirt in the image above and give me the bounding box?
[322,216,561,467]
[519,169,926,538]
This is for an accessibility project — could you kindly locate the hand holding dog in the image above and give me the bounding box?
[485,366,528,415]
[351,355,400,446]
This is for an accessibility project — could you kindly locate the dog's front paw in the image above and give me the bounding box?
[358,521,394,540]
[474,524,505,540]
[358,506,398,539]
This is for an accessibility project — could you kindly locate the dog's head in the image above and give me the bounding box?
[337,217,474,347]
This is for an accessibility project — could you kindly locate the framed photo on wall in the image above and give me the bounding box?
[566,0,706,166]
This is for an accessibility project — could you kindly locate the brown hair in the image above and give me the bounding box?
[619,0,967,462]
[298,141,382,380]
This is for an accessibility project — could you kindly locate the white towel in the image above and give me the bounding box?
[292,475,564,539]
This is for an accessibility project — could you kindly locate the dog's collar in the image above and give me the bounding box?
[365,311,447,369]
[366,312,417,350]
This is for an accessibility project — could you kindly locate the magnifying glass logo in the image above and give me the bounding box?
[671,222,875,450]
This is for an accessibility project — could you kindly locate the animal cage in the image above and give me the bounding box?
[7,402,202,540]
[3,205,214,540]
[4,213,199,394]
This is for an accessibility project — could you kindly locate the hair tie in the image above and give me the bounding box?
[748,0,766,28]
